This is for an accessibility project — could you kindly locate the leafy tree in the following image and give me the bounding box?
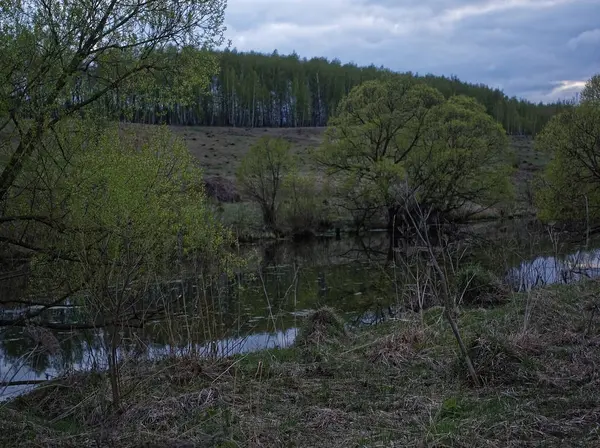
[315,76,444,230]
[408,95,514,218]
[535,79,600,223]
[2,123,236,405]
[236,137,294,233]
[0,0,226,202]
[0,0,227,327]
[581,74,600,105]
[316,79,514,235]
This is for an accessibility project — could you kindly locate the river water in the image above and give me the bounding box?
[2,225,600,400]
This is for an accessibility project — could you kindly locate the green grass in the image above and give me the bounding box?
[3,279,600,447]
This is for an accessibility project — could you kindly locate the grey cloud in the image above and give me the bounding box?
[225,0,600,102]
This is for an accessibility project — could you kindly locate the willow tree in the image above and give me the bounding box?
[315,76,444,231]
[316,77,513,235]
[535,75,600,223]
[407,95,513,220]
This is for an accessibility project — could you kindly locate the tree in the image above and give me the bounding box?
[0,0,227,328]
[280,172,330,236]
[315,76,444,231]
[236,137,294,234]
[581,74,600,105]
[1,123,236,406]
[535,77,600,223]
[407,95,513,219]
[316,78,513,240]
[0,0,226,202]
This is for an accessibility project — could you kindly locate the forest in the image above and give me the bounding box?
[88,49,571,134]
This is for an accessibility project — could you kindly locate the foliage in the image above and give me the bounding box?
[580,74,600,105]
[0,0,227,337]
[535,81,600,223]
[410,95,514,216]
[0,0,226,201]
[8,122,237,406]
[0,121,237,338]
[33,123,234,298]
[316,78,514,229]
[236,137,295,233]
[280,172,331,235]
[315,76,443,228]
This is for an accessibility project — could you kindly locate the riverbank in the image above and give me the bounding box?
[2,279,600,447]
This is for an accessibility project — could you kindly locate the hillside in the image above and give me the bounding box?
[166,125,543,217]
[170,126,540,179]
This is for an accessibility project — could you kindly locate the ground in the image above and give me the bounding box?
[3,279,600,447]
[168,126,542,193]
[169,126,325,180]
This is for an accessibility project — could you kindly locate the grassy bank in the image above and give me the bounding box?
[4,279,598,447]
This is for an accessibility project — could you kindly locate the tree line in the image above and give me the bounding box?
[84,48,573,135]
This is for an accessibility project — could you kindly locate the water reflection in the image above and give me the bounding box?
[507,249,600,291]
[3,231,600,400]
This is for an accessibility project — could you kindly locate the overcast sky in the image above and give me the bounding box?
[224,0,600,103]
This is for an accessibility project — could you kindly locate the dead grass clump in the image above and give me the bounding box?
[467,336,535,386]
[295,307,348,348]
[157,356,234,387]
[368,325,427,366]
[303,406,353,430]
[525,289,588,338]
[121,388,219,432]
[10,371,109,425]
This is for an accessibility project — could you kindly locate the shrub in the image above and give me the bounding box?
[280,173,331,236]
[454,264,507,307]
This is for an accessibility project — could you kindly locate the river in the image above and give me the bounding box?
[2,222,600,400]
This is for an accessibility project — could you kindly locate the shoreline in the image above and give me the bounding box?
[3,280,600,447]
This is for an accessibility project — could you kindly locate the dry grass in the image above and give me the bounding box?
[294,307,348,348]
[168,125,324,181]
[4,280,600,447]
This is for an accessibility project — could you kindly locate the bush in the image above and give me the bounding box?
[280,173,331,236]
[454,264,507,307]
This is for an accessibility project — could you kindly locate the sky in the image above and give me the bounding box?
[224,0,600,103]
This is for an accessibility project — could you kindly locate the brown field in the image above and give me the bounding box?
[169,126,326,179]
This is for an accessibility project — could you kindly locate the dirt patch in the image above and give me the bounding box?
[204,176,240,202]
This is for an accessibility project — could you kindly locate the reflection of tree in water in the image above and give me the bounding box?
[1,235,429,382]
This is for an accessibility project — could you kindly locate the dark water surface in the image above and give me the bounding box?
[2,225,600,400]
